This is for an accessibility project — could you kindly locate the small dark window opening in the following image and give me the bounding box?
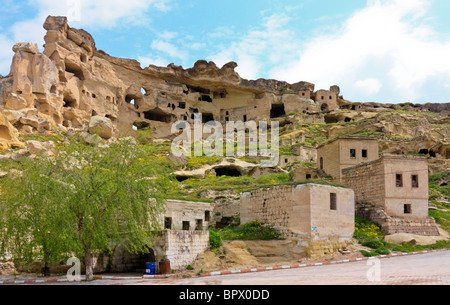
[362,149,368,158]
[182,221,190,231]
[178,102,186,109]
[195,219,203,231]
[404,204,412,214]
[396,174,403,187]
[329,95,333,100]
[164,217,172,230]
[350,149,356,158]
[205,211,211,222]
[321,96,325,100]
[306,174,312,180]
[412,175,419,188]
[285,158,288,164]
[320,157,324,170]
[330,193,337,210]
[243,115,247,122]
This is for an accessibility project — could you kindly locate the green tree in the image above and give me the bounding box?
[0,137,174,280]
[0,157,71,274]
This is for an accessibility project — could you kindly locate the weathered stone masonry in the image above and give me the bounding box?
[342,154,440,236]
[240,184,355,258]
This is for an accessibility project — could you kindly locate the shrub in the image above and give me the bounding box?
[209,230,222,249]
[218,220,283,241]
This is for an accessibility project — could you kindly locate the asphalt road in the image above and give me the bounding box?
[78,250,450,285]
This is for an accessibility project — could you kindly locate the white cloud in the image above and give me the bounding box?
[209,13,299,80]
[151,39,188,61]
[355,78,382,95]
[0,34,14,76]
[270,0,450,102]
[138,55,171,68]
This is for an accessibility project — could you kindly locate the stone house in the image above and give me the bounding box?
[314,88,339,112]
[342,154,439,236]
[240,184,355,258]
[317,136,379,182]
[94,199,213,273]
[290,166,322,182]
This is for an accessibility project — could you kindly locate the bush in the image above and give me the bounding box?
[218,220,283,241]
[209,230,222,249]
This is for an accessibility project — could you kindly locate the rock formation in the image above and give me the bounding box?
[0,15,448,163]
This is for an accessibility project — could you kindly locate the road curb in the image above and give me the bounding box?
[1,249,446,284]
[0,273,176,285]
[199,249,447,278]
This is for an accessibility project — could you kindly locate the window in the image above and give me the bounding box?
[362,149,368,158]
[205,211,211,222]
[306,174,312,180]
[350,149,356,158]
[412,175,419,188]
[182,221,190,231]
[164,217,172,230]
[320,157,324,170]
[195,219,203,230]
[396,174,403,187]
[404,204,412,214]
[330,193,337,210]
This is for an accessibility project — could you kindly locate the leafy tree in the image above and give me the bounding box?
[0,137,174,280]
[0,157,71,273]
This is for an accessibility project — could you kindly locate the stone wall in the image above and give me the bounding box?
[344,155,440,236]
[342,158,386,209]
[156,230,210,271]
[163,200,213,231]
[317,136,379,181]
[240,184,355,257]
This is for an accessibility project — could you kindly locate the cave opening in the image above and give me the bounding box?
[65,61,85,80]
[143,109,175,123]
[270,104,286,118]
[214,167,242,177]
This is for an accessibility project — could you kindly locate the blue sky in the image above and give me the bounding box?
[1,0,450,104]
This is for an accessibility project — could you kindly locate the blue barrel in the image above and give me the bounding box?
[145,262,156,275]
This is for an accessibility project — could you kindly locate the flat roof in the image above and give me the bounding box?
[317,136,379,149]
